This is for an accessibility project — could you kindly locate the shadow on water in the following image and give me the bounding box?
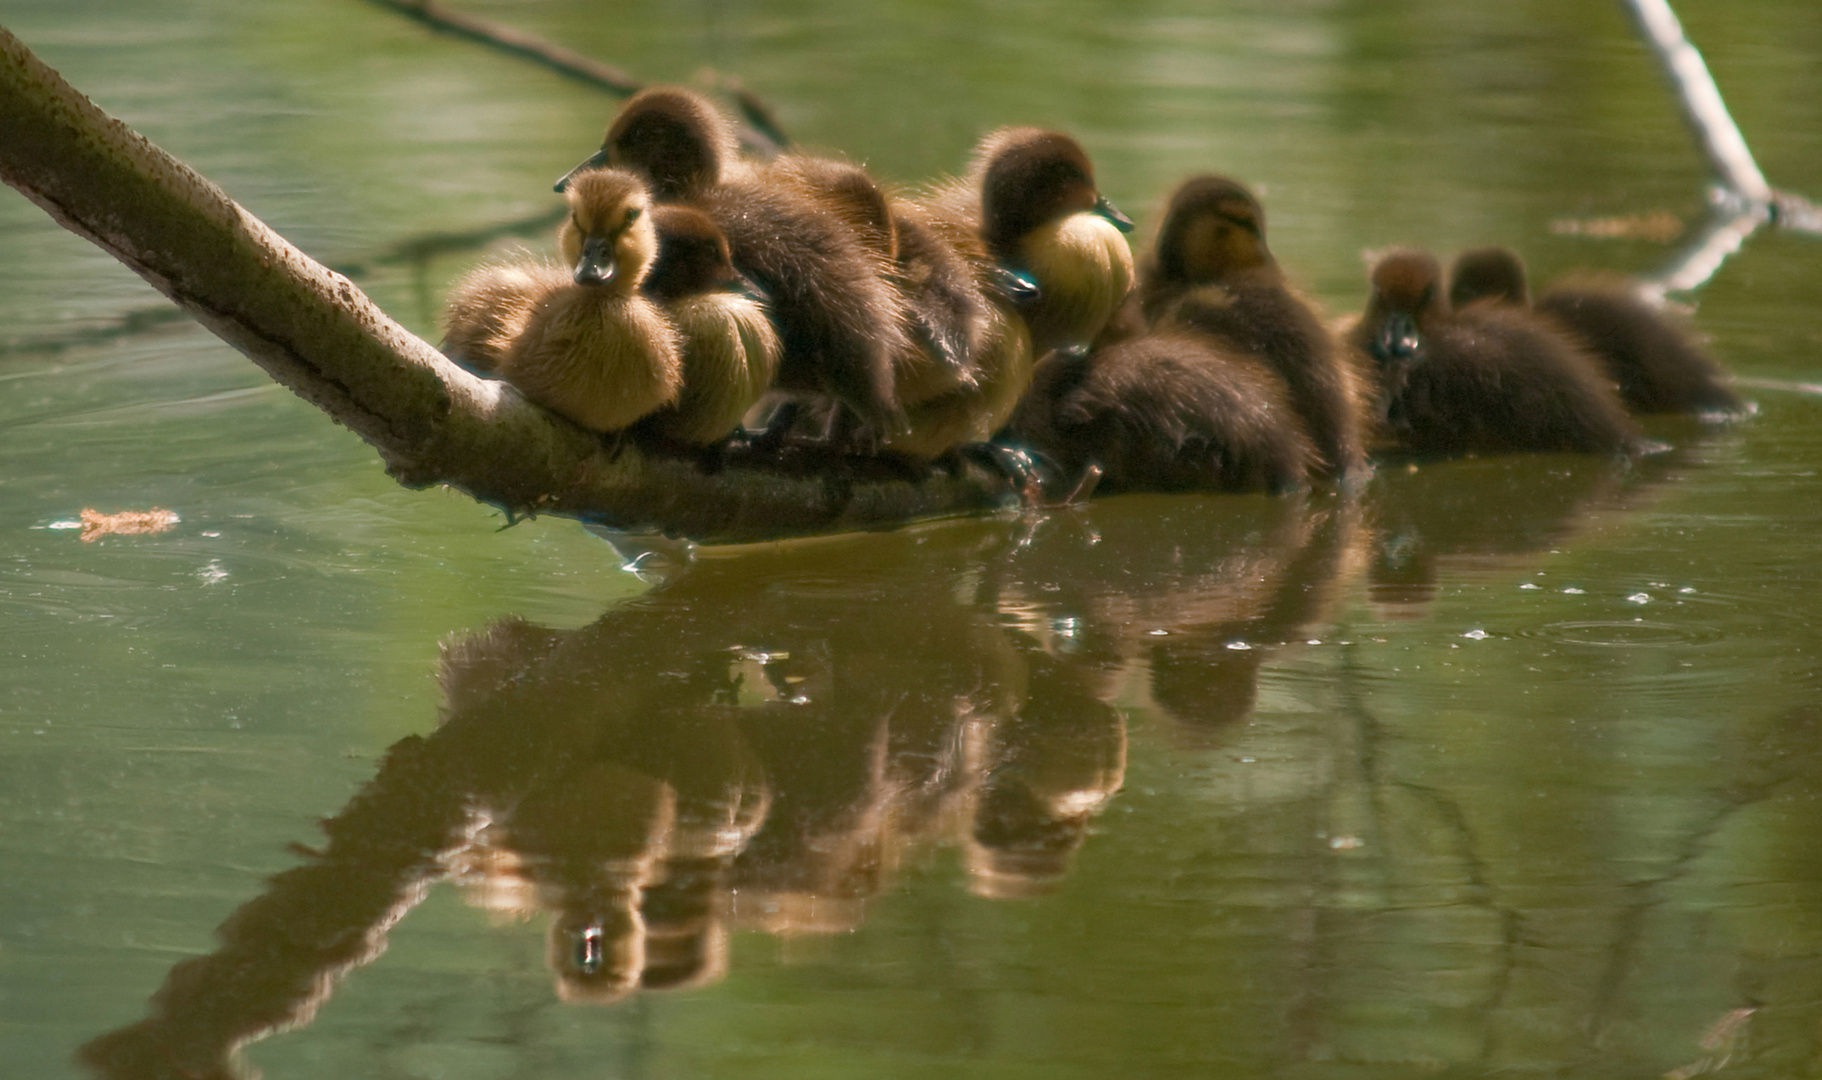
[75,427,1813,1078]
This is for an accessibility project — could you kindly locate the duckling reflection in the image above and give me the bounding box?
[990,494,1367,742]
[1448,246,1746,417]
[962,648,1127,898]
[1364,440,1704,612]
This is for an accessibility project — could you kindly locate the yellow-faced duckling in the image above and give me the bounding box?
[1140,175,1370,483]
[564,86,910,437]
[931,127,1136,356]
[494,167,682,434]
[1449,246,1744,416]
[1354,249,1640,457]
[1005,329,1317,495]
[442,256,572,376]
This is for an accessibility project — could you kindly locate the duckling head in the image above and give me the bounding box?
[556,86,738,199]
[972,128,1136,350]
[1154,174,1273,285]
[557,168,659,292]
[1449,246,1530,309]
[645,204,743,304]
[1363,249,1446,364]
[974,127,1132,256]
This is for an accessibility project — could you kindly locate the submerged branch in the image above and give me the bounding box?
[365,0,641,94]
[1621,0,1820,294]
[1,205,566,361]
[360,0,787,155]
[1619,0,1770,206]
[0,25,1018,544]
[1639,204,1768,303]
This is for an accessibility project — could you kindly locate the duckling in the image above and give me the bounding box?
[1354,249,1639,457]
[563,86,910,437]
[1139,175,1370,483]
[1004,329,1317,496]
[495,167,682,434]
[876,195,1043,461]
[441,255,571,376]
[930,127,1136,356]
[1449,246,1744,416]
[634,205,782,448]
[767,152,1034,460]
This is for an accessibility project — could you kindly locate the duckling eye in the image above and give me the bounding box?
[624,206,642,224]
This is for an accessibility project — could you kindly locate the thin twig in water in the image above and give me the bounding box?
[366,0,641,95]
[1618,0,1820,298]
[1619,0,1770,206]
[361,0,789,154]
[2,206,569,360]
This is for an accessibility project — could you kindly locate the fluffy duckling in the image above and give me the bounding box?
[1004,330,1317,496]
[931,127,1136,356]
[635,205,782,447]
[878,195,1040,460]
[1139,175,1370,483]
[495,168,682,434]
[441,256,571,376]
[1354,249,1639,457]
[767,153,1036,460]
[1449,246,1744,416]
[563,86,910,436]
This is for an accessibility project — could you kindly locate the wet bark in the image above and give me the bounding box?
[0,24,1017,544]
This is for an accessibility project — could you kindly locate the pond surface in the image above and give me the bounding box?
[3,0,1822,1077]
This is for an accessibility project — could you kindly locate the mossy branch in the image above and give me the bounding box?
[0,23,1017,544]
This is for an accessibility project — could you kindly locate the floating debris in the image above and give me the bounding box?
[1549,210,1684,242]
[70,507,180,543]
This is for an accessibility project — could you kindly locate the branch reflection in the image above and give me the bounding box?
[77,453,1712,1077]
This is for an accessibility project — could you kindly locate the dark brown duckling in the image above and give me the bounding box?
[1139,175,1370,484]
[769,152,1035,461]
[929,127,1136,356]
[562,86,910,437]
[1004,329,1317,496]
[1354,249,1640,458]
[636,205,781,447]
[1449,246,1745,416]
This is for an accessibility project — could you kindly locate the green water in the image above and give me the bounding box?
[3,0,1822,1076]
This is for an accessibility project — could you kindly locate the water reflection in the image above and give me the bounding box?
[76,446,1734,1076]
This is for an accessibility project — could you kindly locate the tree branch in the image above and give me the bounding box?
[0,24,1018,545]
